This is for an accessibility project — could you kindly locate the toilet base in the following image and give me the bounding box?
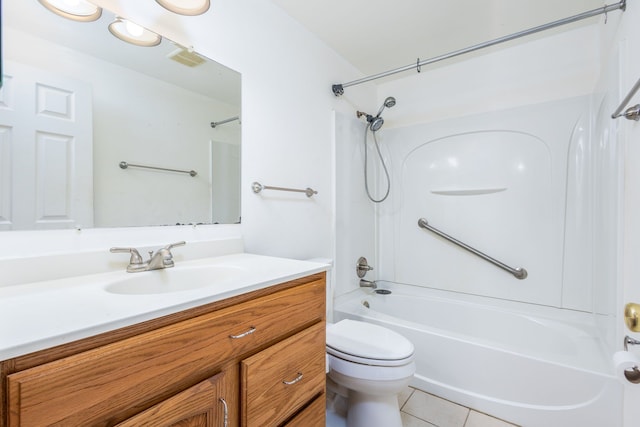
[346,390,403,427]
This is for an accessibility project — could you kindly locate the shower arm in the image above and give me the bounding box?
[417,218,528,280]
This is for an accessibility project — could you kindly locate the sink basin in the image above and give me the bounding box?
[105,265,246,295]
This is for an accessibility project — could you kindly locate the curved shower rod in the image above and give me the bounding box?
[332,0,626,96]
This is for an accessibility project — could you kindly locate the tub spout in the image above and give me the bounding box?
[359,279,377,289]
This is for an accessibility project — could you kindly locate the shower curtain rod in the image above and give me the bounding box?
[332,0,626,96]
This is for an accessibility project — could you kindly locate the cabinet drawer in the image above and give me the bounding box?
[241,322,325,427]
[7,279,325,426]
[284,393,326,427]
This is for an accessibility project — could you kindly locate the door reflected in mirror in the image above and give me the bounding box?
[0,0,241,230]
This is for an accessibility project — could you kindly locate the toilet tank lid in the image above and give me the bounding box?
[326,319,414,360]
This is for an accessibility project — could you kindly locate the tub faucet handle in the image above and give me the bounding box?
[356,256,374,278]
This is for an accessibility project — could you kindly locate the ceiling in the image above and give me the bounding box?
[270,0,606,81]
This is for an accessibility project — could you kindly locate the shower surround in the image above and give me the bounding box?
[334,92,622,426]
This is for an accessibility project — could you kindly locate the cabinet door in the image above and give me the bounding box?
[115,372,227,427]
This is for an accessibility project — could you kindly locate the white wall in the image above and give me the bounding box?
[378,24,600,128]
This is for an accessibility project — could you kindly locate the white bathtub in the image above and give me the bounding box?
[333,282,623,427]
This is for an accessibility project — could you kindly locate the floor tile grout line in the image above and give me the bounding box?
[399,386,518,427]
[462,408,471,427]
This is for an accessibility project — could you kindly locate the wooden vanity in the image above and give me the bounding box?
[0,272,326,426]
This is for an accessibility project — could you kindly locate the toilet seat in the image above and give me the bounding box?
[327,346,413,367]
[326,319,414,367]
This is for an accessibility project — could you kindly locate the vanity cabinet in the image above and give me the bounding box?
[0,272,326,427]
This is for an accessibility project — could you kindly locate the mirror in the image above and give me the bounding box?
[0,0,241,230]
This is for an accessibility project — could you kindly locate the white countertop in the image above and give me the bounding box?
[0,253,329,360]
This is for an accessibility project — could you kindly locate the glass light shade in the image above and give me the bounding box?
[37,0,102,22]
[155,0,210,16]
[108,18,162,47]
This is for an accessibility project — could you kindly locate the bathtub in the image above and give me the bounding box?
[333,281,623,427]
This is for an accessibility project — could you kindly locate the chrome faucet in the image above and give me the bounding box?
[111,241,186,273]
[359,279,377,289]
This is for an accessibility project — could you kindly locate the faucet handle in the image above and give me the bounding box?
[163,241,186,251]
[110,247,144,265]
[155,241,185,268]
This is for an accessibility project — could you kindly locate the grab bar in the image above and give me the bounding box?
[417,218,528,280]
[611,76,640,121]
[211,116,240,128]
[252,181,318,198]
[119,161,197,177]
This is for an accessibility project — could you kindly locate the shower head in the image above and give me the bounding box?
[375,96,396,117]
[357,96,397,132]
[369,96,396,131]
[369,116,384,132]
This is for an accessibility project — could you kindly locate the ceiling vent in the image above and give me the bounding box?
[167,48,206,67]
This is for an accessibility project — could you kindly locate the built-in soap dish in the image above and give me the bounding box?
[431,188,507,196]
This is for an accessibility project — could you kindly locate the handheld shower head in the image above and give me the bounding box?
[375,96,396,117]
[369,96,396,131]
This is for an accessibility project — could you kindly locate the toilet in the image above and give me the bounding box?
[326,319,416,427]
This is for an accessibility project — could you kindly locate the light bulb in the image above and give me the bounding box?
[125,20,144,37]
[108,18,162,47]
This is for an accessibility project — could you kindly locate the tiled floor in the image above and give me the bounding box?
[398,387,519,427]
[327,386,520,427]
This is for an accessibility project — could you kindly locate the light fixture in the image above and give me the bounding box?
[108,18,162,47]
[155,0,210,16]
[37,0,102,22]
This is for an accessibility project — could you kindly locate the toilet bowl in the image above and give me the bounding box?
[326,319,415,427]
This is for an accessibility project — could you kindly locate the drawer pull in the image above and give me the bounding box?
[282,372,304,385]
[229,326,256,339]
[219,397,228,427]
